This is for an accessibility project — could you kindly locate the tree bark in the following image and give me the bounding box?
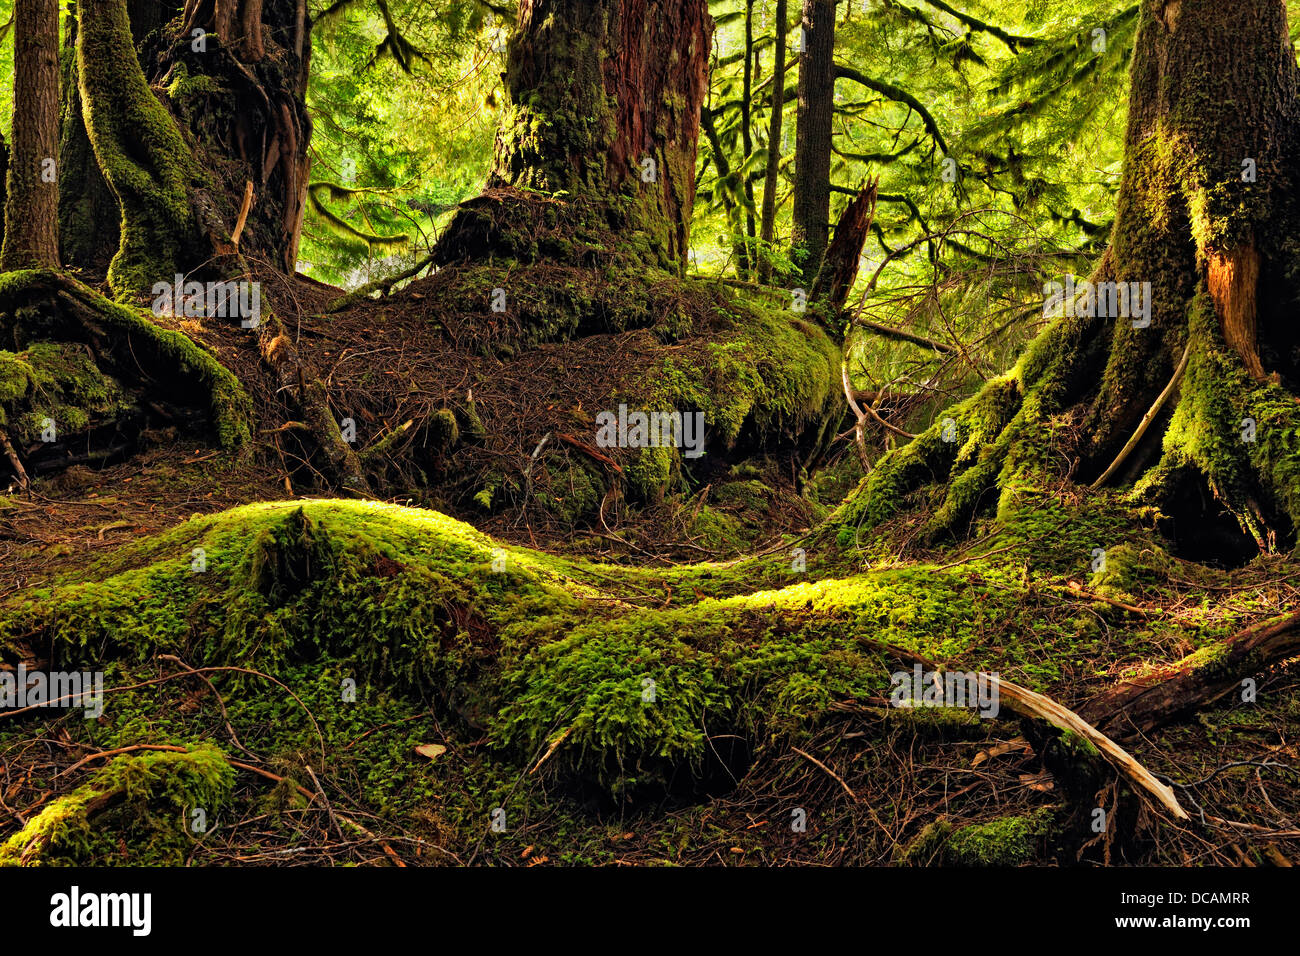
[739,0,757,280]
[160,0,313,272]
[60,0,313,283]
[758,0,787,284]
[2,0,61,271]
[840,0,1300,551]
[791,0,835,286]
[438,0,713,273]
[1080,0,1300,464]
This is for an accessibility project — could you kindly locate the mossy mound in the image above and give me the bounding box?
[0,744,234,866]
[1,485,1295,864]
[900,808,1056,866]
[333,266,842,527]
[0,498,1065,794]
[0,342,130,444]
[5,482,1262,799]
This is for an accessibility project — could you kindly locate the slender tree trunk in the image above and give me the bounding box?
[791,0,834,285]
[739,0,756,280]
[758,0,787,284]
[439,0,713,274]
[701,106,751,278]
[0,133,8,253]
[1,0,61,272]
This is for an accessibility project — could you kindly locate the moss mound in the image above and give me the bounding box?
[0,744,234,866]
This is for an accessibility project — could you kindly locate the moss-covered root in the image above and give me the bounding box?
[0,745,234,866]
[1135,291,1300,548]
[827,313,1096,545]
[0,269,251,450]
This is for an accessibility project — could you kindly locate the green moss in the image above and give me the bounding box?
[76,0,208,298]
[0,744,234,866]
[0,342,128,441]
[902,808,1054,866]
[0,270,251,449]
[944,809,1054,866]
[687,505,746,552]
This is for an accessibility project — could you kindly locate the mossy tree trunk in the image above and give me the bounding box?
[61,0,311,289]
[1,0,61,271]
[164,0,313,272]
[435,0,713,274]
[758,0,788,285]
[838,0,1300,556]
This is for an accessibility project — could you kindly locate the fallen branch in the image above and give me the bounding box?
[852,316,955,354]
[0,426,29,490]
[230,180,254,249]
[1080,609,1300,741]
[1091,339,1192,489]
[989,675,1189,820]
[854,637,1188,819]
[555,432,624,474]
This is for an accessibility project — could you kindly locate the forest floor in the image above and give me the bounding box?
[2,275,1299,867]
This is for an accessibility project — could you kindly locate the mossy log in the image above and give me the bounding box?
[0,269,251,460]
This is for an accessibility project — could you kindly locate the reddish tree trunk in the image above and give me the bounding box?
[791,0,835,285]
[439,0,713,273]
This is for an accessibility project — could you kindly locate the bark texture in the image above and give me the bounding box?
[833,0,1300,555]
[2,0,61,271]
[438,0,713,273]
[758,0,788,284]
[790,0,834,284]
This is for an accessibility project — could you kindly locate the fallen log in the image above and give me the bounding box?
[1080,609,1300,741]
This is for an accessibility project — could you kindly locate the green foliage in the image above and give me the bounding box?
[301,0,499,286]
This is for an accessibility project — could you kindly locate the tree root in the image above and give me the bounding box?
[323,253,435,314]
[0,269,252,451]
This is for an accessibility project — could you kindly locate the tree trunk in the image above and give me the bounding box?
[58,9,121,274]
[436,0,713,274]
[838,0,1300,554]
[154,0,312,273]
[1,0,61,272]
[1081,0,1300,458]
[758,0,788,284]
[60,0,312,287]
[791,0,834,285]
[739,0,757,280]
